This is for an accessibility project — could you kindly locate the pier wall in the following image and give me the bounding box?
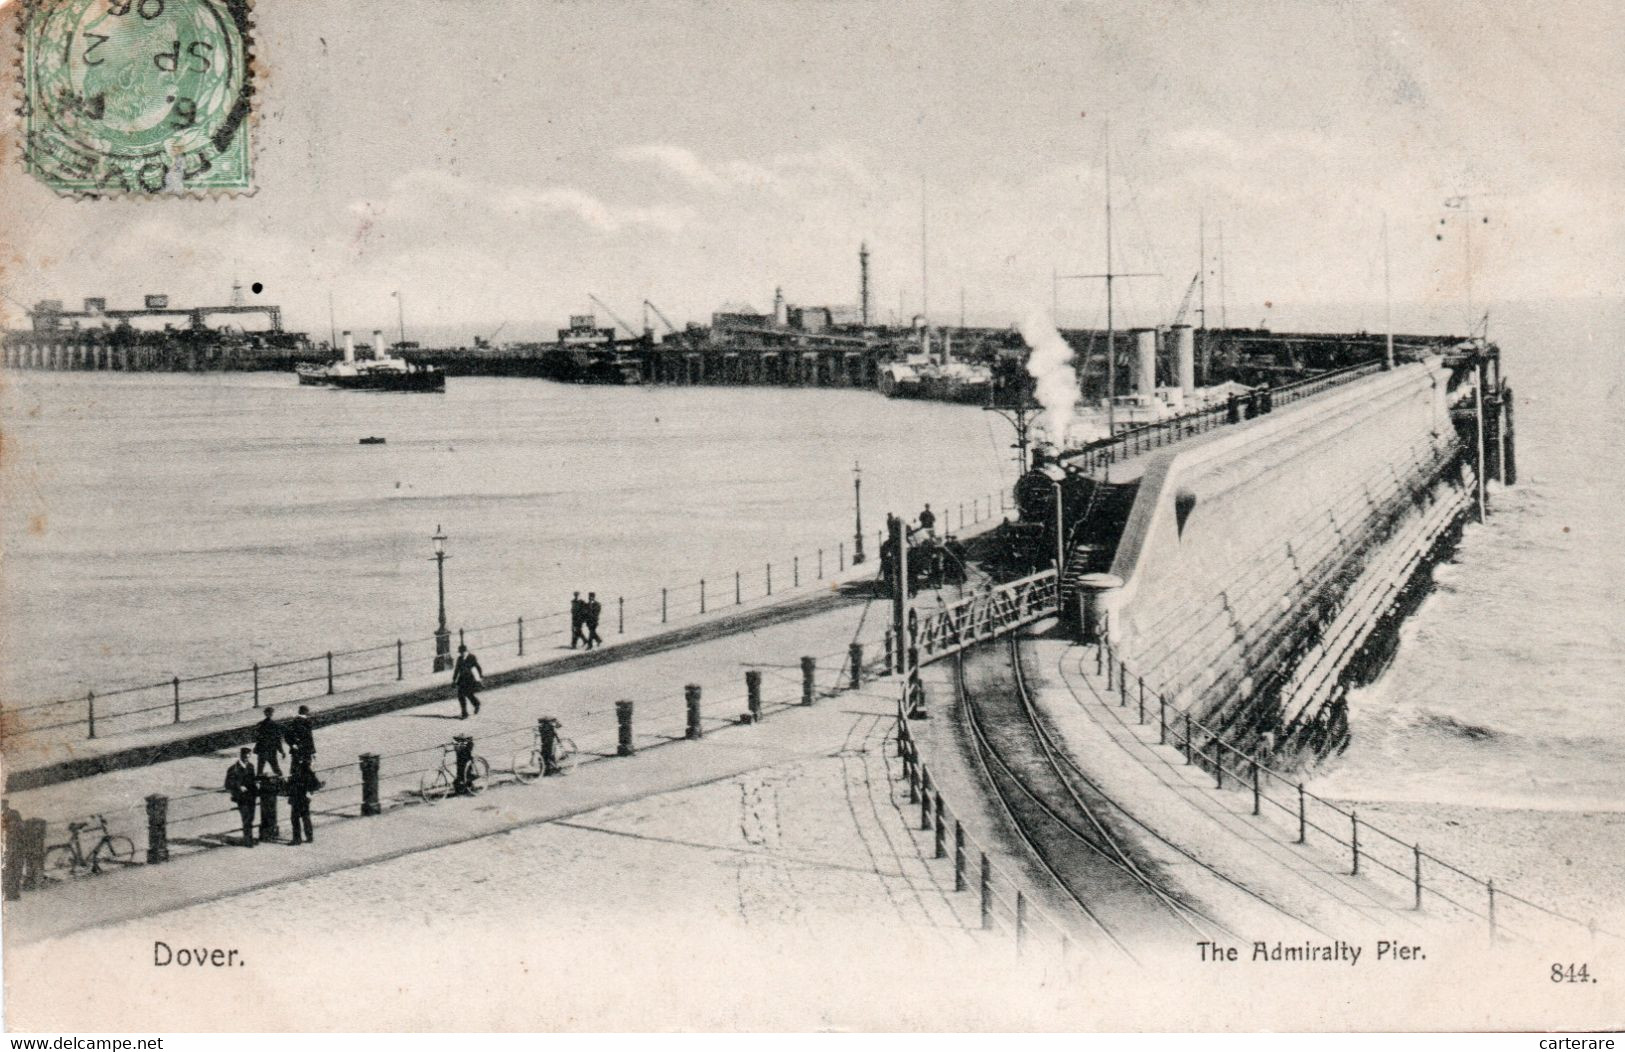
[1106,358,1469,751]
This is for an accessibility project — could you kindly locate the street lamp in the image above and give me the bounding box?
[852,461,866,565]
[431,525,452,672]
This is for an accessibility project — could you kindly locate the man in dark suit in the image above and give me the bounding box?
[286,705,316,772]
[224,748,258,847]
[569,591,586,649]
[286,763,319,845]
[452,644,482,718]
[254,708,285,776]
[584,593,603,650]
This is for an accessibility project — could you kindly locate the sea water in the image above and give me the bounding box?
[0,375,1015,702]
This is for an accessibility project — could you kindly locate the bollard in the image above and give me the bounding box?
[744,669,763,723]
[661,587,668,624]
[253,663,261,705]
[800,656,816,705]
[1297,784,1307,843]
[849,643,864,689]
[540,718,561,776]
[22,818,47,891]
[1016,891,1027,955]
[907,750,920,804]
[518,617,525,657]
[980,852,992,930]
[173,676,181,723]
[145,794,169,864]
[87,691,96,740]
[618,596,624,634]
[954,821,966,891]
[1351,810,1360,875]
[1413,844,1423,910]
[257,775,281,842]
[919,766,932,830]
[1105,654,1113,690]
[700,579,706,614]
[685,684,703,740]
[360,753,381,815]
[735,571,741,605]
[326,652,334,695]
[616,700,635,756]
[934,793,946,858]
[396,641,403,681]
[1251,761,1261,815]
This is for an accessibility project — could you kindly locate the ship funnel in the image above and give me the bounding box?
[1133,329,1157,397]
[1171,325,1195,395]
[373,330,386,359]
[342,330,355,364]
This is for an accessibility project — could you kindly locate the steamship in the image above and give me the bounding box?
[296,329,445,392]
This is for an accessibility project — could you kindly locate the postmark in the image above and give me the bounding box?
[18,0,253,196]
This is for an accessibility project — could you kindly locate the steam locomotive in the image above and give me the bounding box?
[1003,448,1136,578]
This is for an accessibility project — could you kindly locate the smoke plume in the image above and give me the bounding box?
[1020,313,1081,446]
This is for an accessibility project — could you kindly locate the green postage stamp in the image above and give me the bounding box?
[19,0,253,196]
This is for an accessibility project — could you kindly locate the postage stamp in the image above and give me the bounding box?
[17,0,252,196]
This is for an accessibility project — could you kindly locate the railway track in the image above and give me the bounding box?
[956,637,1235,959]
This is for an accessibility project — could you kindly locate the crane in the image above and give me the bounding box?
[483,321,507,344]
[588,294,639,339]
[643,299,680,335]
[1170,272,1200,328]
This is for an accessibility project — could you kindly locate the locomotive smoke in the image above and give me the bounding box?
[1020,313,1080,446]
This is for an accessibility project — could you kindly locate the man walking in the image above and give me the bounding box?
[254,708,285,776]
[584,593,603,650]
[286,763,319,846]
[452,644,483,718]
[225,748,258,847]
[570,591,586,649]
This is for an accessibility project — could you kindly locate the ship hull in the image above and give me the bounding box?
[296,364,445,392]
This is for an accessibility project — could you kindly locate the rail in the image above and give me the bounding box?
[1064,360,1388,475]
[1085,641,1620,947]
[2,488,1015,744]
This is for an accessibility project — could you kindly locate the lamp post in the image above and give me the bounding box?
[431,525,452,672]
[852,461,866,565]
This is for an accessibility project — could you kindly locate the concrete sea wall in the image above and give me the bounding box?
[1106,358,1470,753]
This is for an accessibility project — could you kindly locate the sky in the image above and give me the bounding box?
[1,0,1620,342]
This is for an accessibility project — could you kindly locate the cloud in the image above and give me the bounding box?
[618,142,874,196]
[353,170,694,236]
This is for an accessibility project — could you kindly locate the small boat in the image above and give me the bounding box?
[359,436,386,445]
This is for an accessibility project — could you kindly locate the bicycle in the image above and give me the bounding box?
[511,724,578,783]
[44,815,136,878]
[420,738,490,800]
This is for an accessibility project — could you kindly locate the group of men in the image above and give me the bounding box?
[224,705,319,848]
[569,591,604,650]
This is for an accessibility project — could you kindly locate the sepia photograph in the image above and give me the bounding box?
[1,0,1621,1037]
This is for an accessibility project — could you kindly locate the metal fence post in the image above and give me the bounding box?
[396,641,403,680]
[793,555,799,587]
[172,676,181,723]
[360,753,381,815]
[1015,891,1027,955]
[685,684,703,740]
[145,793,169,864]
[1351,811,1361,875]
[934,793,946,858]
[1413,844,1423,910]
[700,579,706,614]
[661,588,668,624]
[766,563,772,596]
[919,766,932,830]
[1159,695,1167,745]
[1137,676,1145,724]
[735,571,742,605]
[517,617,525,657]
[87,691,96,740]
[1184,713,1193,764]
[253,664,260,706]
[849,643,864,689]
[818,549,824,579]
[618,596,624,634]
[801,656,816,705]
[839,541,845,570]
[326,652,335,694]
[1297,784,1307,843]
[980,852,992,930]
[954,821,966,891]
[1118,660,1127,705]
